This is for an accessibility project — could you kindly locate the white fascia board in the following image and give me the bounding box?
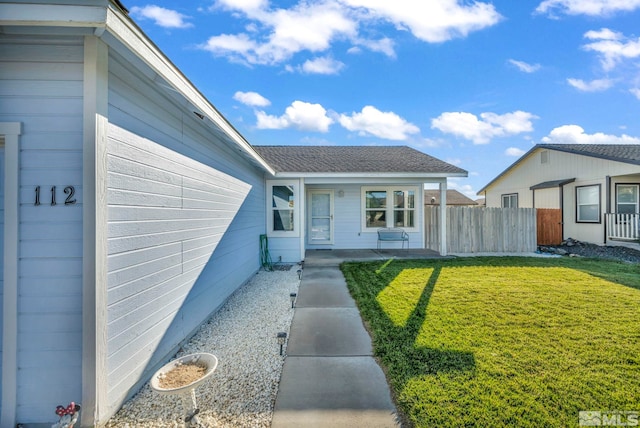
[1,2,274,175]
[103,8,275,175]
[274,172,468,179]
[0,3,107,27]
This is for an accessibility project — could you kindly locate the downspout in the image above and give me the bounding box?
[559,183,565,242]
[605,176,611,244]
[439,181,447,256]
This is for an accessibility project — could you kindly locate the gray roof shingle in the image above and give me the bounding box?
[478,143,640,194]
[253,145,467,175]
[424,189,478,206]
[540,144,640,165]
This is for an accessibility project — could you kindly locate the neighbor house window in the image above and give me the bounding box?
[576,184,600,223]
[502,193,518,208]
[268,181,298,235]
[616,184,639,214]
[363,187,417,230]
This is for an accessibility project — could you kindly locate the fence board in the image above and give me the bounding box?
[425,207,537,253]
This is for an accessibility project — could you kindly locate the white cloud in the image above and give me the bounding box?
[353,37,396,58]
[256,101,334,132]
[233,91,271,107]
[505,147,526,157]
[341,0,502,43]
[582,28,640,71]
[508,59,541,73]
[447,181,477,199]
[202,2,357,65]
[536,0,640,16]
[541,124,640,144]
[201,0,501,65]
[130,5,193,29]
[431,111,537,144]
[567,77,614,92]
[301,57,346,74]
[631,88,640,100]
[339,106,420,140]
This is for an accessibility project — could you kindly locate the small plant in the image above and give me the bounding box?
[52,402,80,428]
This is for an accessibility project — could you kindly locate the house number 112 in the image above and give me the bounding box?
[34,186,77,206]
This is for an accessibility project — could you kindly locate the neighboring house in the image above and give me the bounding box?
[0,2,466,426]
[478,144,640,245]
[424,189,478,206]
[255,146,467,262]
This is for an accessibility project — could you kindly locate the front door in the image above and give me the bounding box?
[309,190,334,245]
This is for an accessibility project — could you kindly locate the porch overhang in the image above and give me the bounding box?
[529,178,575,190]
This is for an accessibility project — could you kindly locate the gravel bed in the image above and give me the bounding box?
[106,266,300,428]
[539,238,640,263]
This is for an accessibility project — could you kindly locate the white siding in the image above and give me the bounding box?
[484,148,640,244]
[0,143,4,408]
[305,183,424,251]
[105,49,265,412]
[0,35,84,423]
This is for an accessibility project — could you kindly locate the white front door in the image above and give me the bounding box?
[309,190,334,245]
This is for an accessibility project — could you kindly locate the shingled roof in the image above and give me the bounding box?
[253,145,467,175]
[478,143,640,194]
[540,144,640,165]
[424,189,478,206]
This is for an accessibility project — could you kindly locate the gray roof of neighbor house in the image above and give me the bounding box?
[253,145,467,176]
[478,143,640,194]
[424,189,478,206]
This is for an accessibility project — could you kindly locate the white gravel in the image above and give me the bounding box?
[106,265,301,428]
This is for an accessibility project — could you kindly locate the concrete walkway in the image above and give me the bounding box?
[271,251,405,428]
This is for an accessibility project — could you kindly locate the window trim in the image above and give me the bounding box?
[267,180,300,237]
[361,186,419,232]
[575,184,601,224]
[615,183,639,215]
[501,193,518,208]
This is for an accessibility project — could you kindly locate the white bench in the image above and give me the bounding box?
[377,228,409,249]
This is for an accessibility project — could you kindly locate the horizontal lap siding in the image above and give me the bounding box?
[106,50,264,411]
[0,35,84,423]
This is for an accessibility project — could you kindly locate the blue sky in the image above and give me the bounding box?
[125,0,640,199]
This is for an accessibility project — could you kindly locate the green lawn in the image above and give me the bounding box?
[341,257,640,427]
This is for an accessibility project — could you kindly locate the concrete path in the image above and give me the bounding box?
[272,252,400,428]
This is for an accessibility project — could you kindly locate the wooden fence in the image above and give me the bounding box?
[425,206,537,253]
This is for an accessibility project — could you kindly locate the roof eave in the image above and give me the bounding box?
[273,172,468,179]
[0,2,275,176]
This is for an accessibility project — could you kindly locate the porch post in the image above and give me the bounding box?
[0,122,22,428]
[299,178,306,261]
[439,181,447,256]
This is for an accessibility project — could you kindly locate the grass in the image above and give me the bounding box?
[341,257,640,427]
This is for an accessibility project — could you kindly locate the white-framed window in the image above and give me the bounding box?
[576,184,600,223]
[502,193,518,208]
[362,186,417,231]
[267,181,299,236]
[616,184,639,214]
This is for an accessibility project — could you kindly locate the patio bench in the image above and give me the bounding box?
[377,228,409,249]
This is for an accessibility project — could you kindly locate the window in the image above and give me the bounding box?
[268,181,298,235]
[540,150,549,164]
[616,184,639,214]
[502,193,518,208]
[363,187,417,230]
[576,185,600,223]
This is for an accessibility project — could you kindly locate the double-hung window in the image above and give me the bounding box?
[576,184,600,223]
[363,187,417,231]
[502,193,518,208]
[616,184,639,214]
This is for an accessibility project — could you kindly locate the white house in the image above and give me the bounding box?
[478,144,640,245]
[0,1,465,426]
